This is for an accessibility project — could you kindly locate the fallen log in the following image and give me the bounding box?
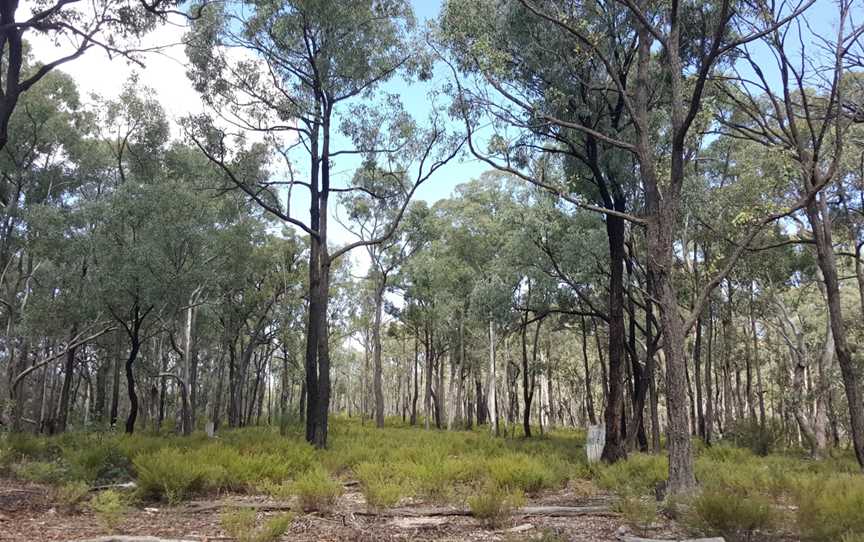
[619,536,725,542]
[184,500,293,513]
[90,482,138,492]
[183,500,613,518]
[76,537,198,542]
[518,505,616,517]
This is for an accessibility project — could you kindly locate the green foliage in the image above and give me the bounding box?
[221,508,294,542]
[595,453,668,495]
[133,447,215,503]
[486,454,565,494]
[53,481,91,512]
[90,490,129,530]
[290,466,342,511]
[686,489,774,542]
[467,481,525,528]
[256,480,293,501]
[12,460,66,484]
[64,440,131,484]
[723,419,784,456]
[794,474,864,541]
[615,495,657,535]
[355,461,407,508]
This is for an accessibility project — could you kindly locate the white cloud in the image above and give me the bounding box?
[22,4,203,129]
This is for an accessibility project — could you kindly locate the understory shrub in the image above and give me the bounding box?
[467,481,525,528]
[723,419,784,456]
[290,466,341,511]
[355,461,408,508]
[133,447,218,503]
[220,508,294,542]
[64,440,131,483]
[595,453,667,495]
[90,489,129,530]
[53,480,91,512]
[687,488,774,542]
[615,494,657,535]
[486,453,564,494]
[794,474,864,541]
[12,460,66,484]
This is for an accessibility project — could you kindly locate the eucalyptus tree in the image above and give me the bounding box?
[0,69,99,432]
[341,171,431,428]
[0,0,193,152]
[719,1,864,468]
[184,0,459,448]
[441,0,818,493]
[440,0,645,459]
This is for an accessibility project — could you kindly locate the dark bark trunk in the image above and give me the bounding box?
[56,326,79,433]
[124,336,141,434]
[580,316,597,425]
[602,213,627,462]
[806,195,864,467]
[110,339,121,428]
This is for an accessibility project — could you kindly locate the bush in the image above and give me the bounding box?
[90,490,129,531]
[257,479,293,501]
[486,454,563,494]
[133,447,218,503]
[53,481,91,512]
[723,419,784,456]
[616,494,657,535]
[794,474,864,541]
[467,481,525,528]
[221,508,293,542]
[687,488,774,542]
[355,462,406,508]
[12,460,66,484]
[290,466,341,511]
[65,441,131,483]
[595,453,667,495]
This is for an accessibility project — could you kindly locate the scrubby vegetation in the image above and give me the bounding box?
[2,418,863,540]
[220,508,294,542]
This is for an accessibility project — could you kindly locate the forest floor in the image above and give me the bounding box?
[0,477,690,542]
[0,419,860,541]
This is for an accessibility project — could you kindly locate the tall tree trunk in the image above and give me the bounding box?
[373,280,385,428]
[521,316,532,438]
[488,320,498,435]
[580,316,597,425]
[181,304,194,436]
[56,325,79,433]
[94,357,108,424]
[645,292,661,453]
[705,301,715,445]
[806,195,864,467]
[124,335,141,434]
[602,213,627,462]
[110,339,121,428]
[424,325,432,430]
[410,331,418,425]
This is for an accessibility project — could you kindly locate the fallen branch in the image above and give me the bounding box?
[12,324,117,390]
[519,505,615,517]
[619,536,725,542]
[77,537,198,542]
[184,500,293,513]
[90,481,138,492]
[183,500,614,518]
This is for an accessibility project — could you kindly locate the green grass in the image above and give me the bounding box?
[2,416,862,541]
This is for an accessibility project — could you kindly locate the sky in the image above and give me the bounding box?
[21,0,488,258]
[19,0,847,252]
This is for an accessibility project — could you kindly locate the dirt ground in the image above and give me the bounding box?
[0,478,691,542]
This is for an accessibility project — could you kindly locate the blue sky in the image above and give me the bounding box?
[329,0,488,207]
